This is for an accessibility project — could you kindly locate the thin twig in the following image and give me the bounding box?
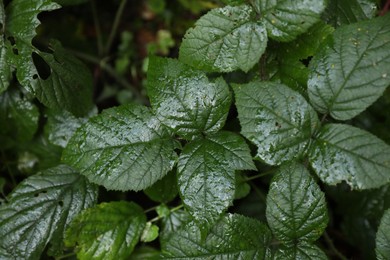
[105,0,127,55]
[243,168,276,182]
[149,204,184,223]
[90,0,104,56]
[324,231,348,260]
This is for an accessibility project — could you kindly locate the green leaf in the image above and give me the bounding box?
[177,131,255,231]
[63,103,178,191]
[376,209,390,260]
[273,243,328,259]
[308,14,390,120]
[147,57,232,139]
[0,88,39,142]
[309,124,390,190]
[160,208,191,246]
[131,246,160,260]
[0,0,12,95]
[257,0,326,42]
[161,214,272,259]
[179,5,267,72]
[54,0,88,6]
[144,170,178,203]
[220,0,245,5]
[141,222,159,242]
[0,165,98,259]
[65,201,146,260]
[234,81,319,165]
[235,172,251,200]
[266,163,328,243]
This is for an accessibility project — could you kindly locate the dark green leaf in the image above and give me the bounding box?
[147,57,232,139]
[161,214,272,259]
[177,131,255,229]
[220,0,245,5]
[234,81,319,165]
[308,14,390,120]
[309,124,390,190]
[266,163,328,243]
[131,246,161,260]
[65,201,146,260]
[376,209,390,260]
[179,5,267,72]
[63,104,178,191]
[160,208,191,247]
[0,165,98,259]
[144,170,178,203]
[54,0,88,6]
[273,243,328,259]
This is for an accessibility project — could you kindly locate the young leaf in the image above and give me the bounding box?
[144,170,178,203]
[179,5,267,72]
[177,131,255,231]
[161,214,272,259]
[63,104,179,191]
[0,165,98,259]
[65,201,146,260]
[141,222,159,242]
[309,124,390,190]
[147,57,232,139]
[376,209,390,260]
[266,163,328,244]
[308,14,390,120]
[274,243,328,259]
[234,81,319,165]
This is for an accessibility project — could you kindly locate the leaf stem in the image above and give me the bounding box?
[55,252,76,260]
[105,0,127,55]
[90,0,104,56]
[149,204,184,223]
[244,168,276,182]
[324,231,348,260]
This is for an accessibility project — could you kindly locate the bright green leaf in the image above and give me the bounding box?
[161,214,272,259]
[144,171,178,203]
[234,81,319,165]
[266,163,328,243]
[274,243,328,259]
[65,201,146,260]
[147,57,232,139]
[376,208,390,260]
[0,165,98,259]
[177,131,255,231]
[63,104,178,191]
[141,222,159,242]
[179,5,267,72]
[235,172,251,200]
[308,14,390,120]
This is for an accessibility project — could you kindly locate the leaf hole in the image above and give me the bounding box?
[34,193,39,197]
[32,52,51,80]
[58,201,64,207]
[12,48,18,55]
[7,36,16,46]
[32,38,54,54]
[33,74,38,79]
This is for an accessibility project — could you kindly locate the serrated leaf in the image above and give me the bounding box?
[65,201,146,260]
[274,243,328,259]
[178,131,255,231]
[160,208,192,247]
[63,103,178,191]
[161,214,272,259]
[144,170,178,203]
[308,14,390,120]
[0,165,98,259]
[234,81,319,165]
[309,124,390,190]
[179,5,267,72]
[257,0,326,42]
[266,163,328,243]
[376,208,390,260]
[147,57,232,139]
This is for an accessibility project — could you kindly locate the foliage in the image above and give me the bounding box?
[0,0,390,259]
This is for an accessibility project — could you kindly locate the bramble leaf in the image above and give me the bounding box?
[274,243,328,259]
[144,171,178,203]
[63,104,179,191]
[0,0,12,95]
[161,214,272,259]
[309,124,390,190]
[266,163,328,244]
[65,201,146,260]
[147,57,231,139]
[308,14,390,120]
[376,209,390,260]
[234,81,319,165]
[0,165,98,259]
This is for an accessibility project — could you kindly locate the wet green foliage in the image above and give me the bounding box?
[0,0,390,259]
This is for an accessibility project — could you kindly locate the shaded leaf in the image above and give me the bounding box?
[144,170,178,203]
[160,208,192,247]
[141,222,159,242]
[273,243,328,259]
[63,104,178,191]
[0,165,98,259]
[234,81,319,165]
[376,208,390,260]
[65,201,146,260]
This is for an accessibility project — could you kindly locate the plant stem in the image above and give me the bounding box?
[55,252,76,260]
[105,0,127,55]
[90,0,104,56]
[244,168,276,182]
[324,231,348,260]
[144,205,158,213]
[149,204,184,223]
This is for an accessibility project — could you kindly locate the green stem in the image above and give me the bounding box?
[55,252,76,260]
[144,205,158,214]
[149,204,184,223]
[90,0,103,56]
[244,168,276,182]
[324,231,348,260]
[105,0,127,55]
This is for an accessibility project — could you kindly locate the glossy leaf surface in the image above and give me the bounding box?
[0,0,11,95]
[266,163,328,243]
[178,131,255,230]
[234,81,319,165]
[65,201,146,260]
[308,14,390,120]
[376,209,390,260]
[144,171,178,203]
[161,214,271,259]
[179,5,267,72]
[147,57,231,139]
[63,104,178,191]
[274,243,328,259]
[0,165,98,259]
[309,124,390,190]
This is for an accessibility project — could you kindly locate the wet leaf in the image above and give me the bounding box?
[144,171,178,203]
[63,104,178,191]
[179,5,267,72]
[147,57,232,139]
[160,208,191,246]
[274,243,328,259]
[65,201,146,260]
[141,222,159,242]
[376,209,390,260]
[177,131,255,231]
[234,81,319,165]
[0,165,98,259]
[266,163,328,244]
[309,124,390,190]
[308,14,390,120]
[161,214,272,259]
[0,0,12,95]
